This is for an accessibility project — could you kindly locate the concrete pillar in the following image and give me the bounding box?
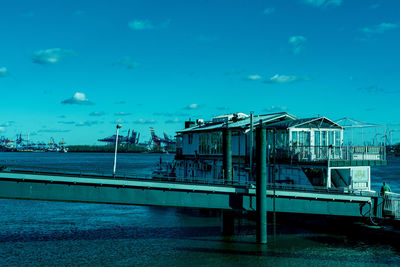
[223,128,232,183]
[256,125,267,244]
[221,210,235,236]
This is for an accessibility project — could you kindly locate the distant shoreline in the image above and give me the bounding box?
[67,145,175,154]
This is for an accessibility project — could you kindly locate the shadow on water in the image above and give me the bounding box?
[0,226,221,243]
[174,246,398,265]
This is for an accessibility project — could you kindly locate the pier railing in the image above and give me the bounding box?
[383,192,400,219]
[1,165,379,197]
[274,145,386,162]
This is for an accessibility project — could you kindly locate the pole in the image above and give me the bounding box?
[223,127,232,183]
[222,126,234,235]
[272,130,276,241]
[113,124,122,176]
[256,122,267,244]
[249,111,254,181]
[238,131,241,183]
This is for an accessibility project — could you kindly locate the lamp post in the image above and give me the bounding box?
[113,124,122,176]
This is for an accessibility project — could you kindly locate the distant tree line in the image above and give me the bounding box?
[67,144,147,153]
[395,143,400,157]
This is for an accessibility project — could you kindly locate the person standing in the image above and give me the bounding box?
[380,182,391,196]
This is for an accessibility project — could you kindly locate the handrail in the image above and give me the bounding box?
[383,192,400,219]
[273,145,386,161]
[0,166,378,197]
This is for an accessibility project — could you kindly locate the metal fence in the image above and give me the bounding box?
[384,192,400,219]
[275,145,386,162]
[1,165,379,197]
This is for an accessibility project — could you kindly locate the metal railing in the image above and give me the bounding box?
[383,192,400,219]
[274,145,386,162]
[0,165,378,197]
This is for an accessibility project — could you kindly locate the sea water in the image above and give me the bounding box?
[0,152,399,266]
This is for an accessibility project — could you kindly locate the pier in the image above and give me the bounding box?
[0,167,398,243]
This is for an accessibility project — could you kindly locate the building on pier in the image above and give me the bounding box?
[172,112,386,192]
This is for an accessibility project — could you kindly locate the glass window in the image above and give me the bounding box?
[321,131,327,146]
[335,131,341,146]
[283,131,288,147]
[292,131,298,146]
[199,134,210,154]
[199,134,203,154]
[299,131,304,146]
[188,134,193,145]
[206,134,210,154]
[276,131,284,148]
[305,132,310,146]
[329,131,334,145]
[210,132,222,154]
[315,131,320,147]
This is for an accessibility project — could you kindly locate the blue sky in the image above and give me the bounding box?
[1,0,399,145]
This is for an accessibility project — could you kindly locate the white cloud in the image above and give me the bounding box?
[302,0,342,8]
[289,35,307,54]
[183,104,200,110]
[244,74,262,81]
[61,92,94,105]
[0,127,5,132]
[128,19,154,30]
[0,67,8,77]
[263,7,275,15]
[362,22,398,35]
[265,74,303,84]
[32,48,75,65]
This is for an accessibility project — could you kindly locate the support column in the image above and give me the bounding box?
[249,112,254,181]
[223,128,232,183]
[221,210,235,236]
[256,125,267,244]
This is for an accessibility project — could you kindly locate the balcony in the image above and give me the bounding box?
[274,145,386,164]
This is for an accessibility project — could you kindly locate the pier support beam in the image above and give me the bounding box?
[221,210,235,236]
[256,125,267,244]
[223,128,232,183]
